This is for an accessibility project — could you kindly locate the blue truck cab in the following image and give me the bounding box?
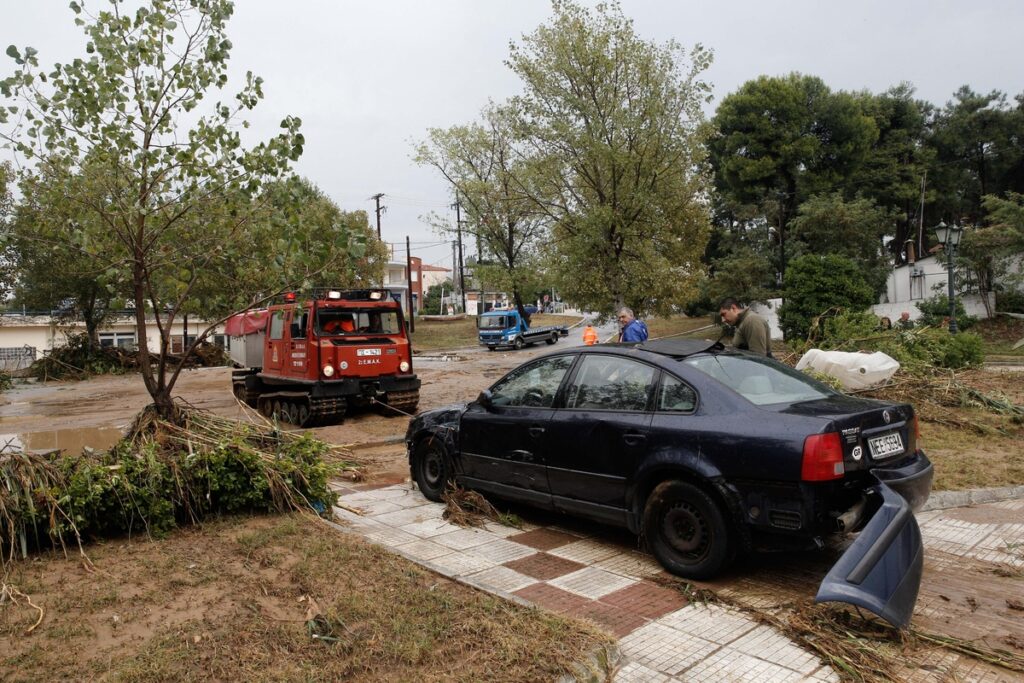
[477,308,568,351]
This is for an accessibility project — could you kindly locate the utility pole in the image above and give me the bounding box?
[452,195,466,312]
[370,193,386,240]
[405,235,414,333]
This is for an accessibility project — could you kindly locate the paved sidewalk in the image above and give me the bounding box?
[332,482,838,682]
[332,482,1024,682]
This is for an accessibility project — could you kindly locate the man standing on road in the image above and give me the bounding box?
[617,307,648,342]
[583,324,599,345]
[719,298,772,357]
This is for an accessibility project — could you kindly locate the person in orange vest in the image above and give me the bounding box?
[582,324,599,345]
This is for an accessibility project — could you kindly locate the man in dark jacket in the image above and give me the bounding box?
[719,298,771,356]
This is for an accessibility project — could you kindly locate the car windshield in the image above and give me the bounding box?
[683,354,834,405]
[479,316,507,329]
[317,309,400,335]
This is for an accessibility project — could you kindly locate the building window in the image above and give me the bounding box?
[99,332,136,349]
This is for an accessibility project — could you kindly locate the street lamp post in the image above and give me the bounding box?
[933,221,964,334]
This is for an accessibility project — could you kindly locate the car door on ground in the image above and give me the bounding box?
[458,354,575,506]
[545,354,658,525]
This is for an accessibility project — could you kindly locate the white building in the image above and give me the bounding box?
[0,312,226,372]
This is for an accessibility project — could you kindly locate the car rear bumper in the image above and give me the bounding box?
[871,450,933,512]
[815,471,928,629]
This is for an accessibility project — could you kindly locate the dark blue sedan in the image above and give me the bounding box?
[406,339,933,628]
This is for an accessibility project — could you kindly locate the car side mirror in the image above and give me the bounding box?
[476,389,493,410]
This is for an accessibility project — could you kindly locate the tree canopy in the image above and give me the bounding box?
[0,0,360,418]
[507,0,713,316]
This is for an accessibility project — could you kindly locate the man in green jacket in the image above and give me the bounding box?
[719,298,772,357]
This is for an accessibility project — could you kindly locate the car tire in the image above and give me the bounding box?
[513,337,524,350]
[545,333,557,345]
[412,439,450,502]
[643,480,732,580]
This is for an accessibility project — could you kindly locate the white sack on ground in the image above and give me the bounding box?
[795,349,900,390]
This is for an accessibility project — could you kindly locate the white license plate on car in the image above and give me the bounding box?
[868,432,904,459]
[357,348,381,356]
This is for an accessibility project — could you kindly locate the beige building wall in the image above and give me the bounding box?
[0,315,225,362]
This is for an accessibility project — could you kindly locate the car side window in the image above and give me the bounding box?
[566,355,656,412]
[657,374,696,413]
[490,355,575,408]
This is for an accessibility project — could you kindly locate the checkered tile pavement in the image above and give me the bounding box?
[332,482,839,682]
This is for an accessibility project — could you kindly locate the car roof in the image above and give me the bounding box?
[636,338,725,358]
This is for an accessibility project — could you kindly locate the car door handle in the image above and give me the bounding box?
[622,432,646,446]
[529,426,546,437]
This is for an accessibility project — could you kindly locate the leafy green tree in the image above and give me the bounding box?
[849,85,935,264]
[0,0,342,419]
[778,254,876,340]
[960,192,1024,314]
[415,105,548,321]
[507,0,712,316]
[929,87,1024,224]
[709,74,877,282]
[704,239,777,307]
[422,279,454,315]
[788,193,893,296]
[7,158,125,348]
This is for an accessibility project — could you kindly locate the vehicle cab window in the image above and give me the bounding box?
[490,355,574,408]
[269,311,286,340]
[566,355,656,411]
[656,374,697,412]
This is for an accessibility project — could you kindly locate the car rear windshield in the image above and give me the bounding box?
[683,354,834,405]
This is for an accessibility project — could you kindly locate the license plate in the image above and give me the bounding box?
[868,432,904,459]
[357,348,381,357]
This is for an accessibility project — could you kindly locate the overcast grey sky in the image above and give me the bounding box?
[5,1,1024,271]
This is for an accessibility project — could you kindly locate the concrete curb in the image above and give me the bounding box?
[921,484,1024,511]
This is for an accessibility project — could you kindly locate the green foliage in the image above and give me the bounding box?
[778,255,876,340]
[916,294,977,330]
[415,106,547,316]
[996,288,1024,313]
[0,372,11,392]
[0,0,317,418]
[1,410,343,559]
[812,310,984,371]
[506,0,713,316]
[704,239,778,307]
[422,279,454,315]
[709,73,877,230]
[788,193,893,296]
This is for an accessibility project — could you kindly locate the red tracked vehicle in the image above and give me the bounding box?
[227,289,420,426]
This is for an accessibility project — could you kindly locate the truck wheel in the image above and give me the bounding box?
[643,480,732,580]
[513,337,524,350]
[412,439,450,502]
[271,400,282,421]
[545,333,557,345]
[296,403,311,427]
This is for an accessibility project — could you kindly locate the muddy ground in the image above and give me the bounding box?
[2,344,1023,680]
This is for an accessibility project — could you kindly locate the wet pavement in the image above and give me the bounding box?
[329,481,1024,682]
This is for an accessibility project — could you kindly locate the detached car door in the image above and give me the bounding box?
[545,354,657,525]
[459,354,576,506]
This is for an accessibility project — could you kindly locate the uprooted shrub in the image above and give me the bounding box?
[804,310,984,371]
[0,407,355,564]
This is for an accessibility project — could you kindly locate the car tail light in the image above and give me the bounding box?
[802,432,845,481]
